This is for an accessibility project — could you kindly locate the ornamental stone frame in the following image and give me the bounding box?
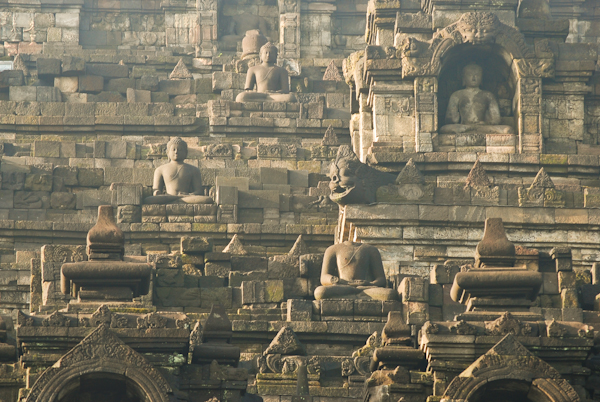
[441,334,580,402]
[25,324,172,402]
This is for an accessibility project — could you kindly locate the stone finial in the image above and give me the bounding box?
[86,205,124,260]
[264,326,305,355]
[381,311,411,345]
[288,235,308,258]
[118,60,125,66]
[222,234,248,255]
[395,159,424,185]
[529,167,554,189]
[170,58,193,79]
[323,60,343,81]
[201,304,233,343]
[475,218,516,268]
[465,159,491,188]
[13,54,28,76]
[321,125,339,146]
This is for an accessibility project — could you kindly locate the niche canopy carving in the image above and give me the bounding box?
[400,11,555,79]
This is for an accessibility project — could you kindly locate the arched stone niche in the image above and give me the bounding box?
[441,334,580,402]
[25,324,172,402]
[437,47,516,135]
[401,11,555,153]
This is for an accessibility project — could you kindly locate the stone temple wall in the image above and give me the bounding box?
[0,0,597,402]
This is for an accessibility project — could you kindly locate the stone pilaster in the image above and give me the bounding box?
[414,76,437,153]
[278,0,300,59]
[516,77,542,153]
[195,0,218,57]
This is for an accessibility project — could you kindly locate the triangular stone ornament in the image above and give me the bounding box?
[170,58,193,79]
[264,326,305,355]
[465,159,491,188]
[288,235,308,257]
[27,324,172,401]
[222,234,248,255]
[321,125,339,146]
[529,167,554,189]
[395,159,424,185]
[323,60,343,81]
[13,54,28,76]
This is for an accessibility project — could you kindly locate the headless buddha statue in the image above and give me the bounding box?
[440,63,513,135]
[143,137,213,205]
[314,241,398,301]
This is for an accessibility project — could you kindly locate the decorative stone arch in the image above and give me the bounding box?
[441,334,579,402]
[26,323,172,402]
[401,11,553,153]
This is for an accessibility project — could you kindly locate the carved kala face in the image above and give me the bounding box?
[329,163,359,204]
[457,12,499,45]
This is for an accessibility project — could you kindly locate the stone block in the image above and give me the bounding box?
[127,88,151,103]
[231,256,268,272]
[111,183,143,205]
[106,77,136,94]
[9,86,36,101]
[86,63,129,78]
[61,56,85,75]
[104,167,133,184]
[400,276,428,302]
[158,79,194,95]
[321,299,353,316]
[54,76,78,93]
[405,301,428,325]
[542,272,559,295]
[215,176,249,191]
[260,167,288,184]
[50,192,77,209]
[117,205,141,223]
[24,174,52,191]
[201,287,232,308]
[558,271,576,290]
[156,268,185,287]
[429,284,443,306]
[561,288,579,308]
[166,204,194,216]
[33,141,60,158]
[241,280,284,304]
[287,299,313,321]
[216,186,238,205]
[198,276,226,288]
[354,300,383,317]
[36,87,61,102]
[53,166,78,186]
[229,271,268,287]
[238,190,279,209]
[78,168,104,187]
[36,58,61,78]
[430,264,460,284]
[79,75,104,93]
[205,261,232,277]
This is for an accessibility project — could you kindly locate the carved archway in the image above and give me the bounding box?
[401,12,554,80]
[26,324,172,402]
[442,334,579,402]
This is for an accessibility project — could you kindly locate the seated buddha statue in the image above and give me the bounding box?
[235,42,297,103]
[314,241,398,301]
[143,137,213,205]
[440,63,514,135]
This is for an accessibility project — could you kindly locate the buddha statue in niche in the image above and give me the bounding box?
[314,241,398,301]
[235,42,297,103]
[143,137,213,205]
[440,63,514,135]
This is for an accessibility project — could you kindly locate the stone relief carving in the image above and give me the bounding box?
[26,324,172,402]
[397,12,553,79]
